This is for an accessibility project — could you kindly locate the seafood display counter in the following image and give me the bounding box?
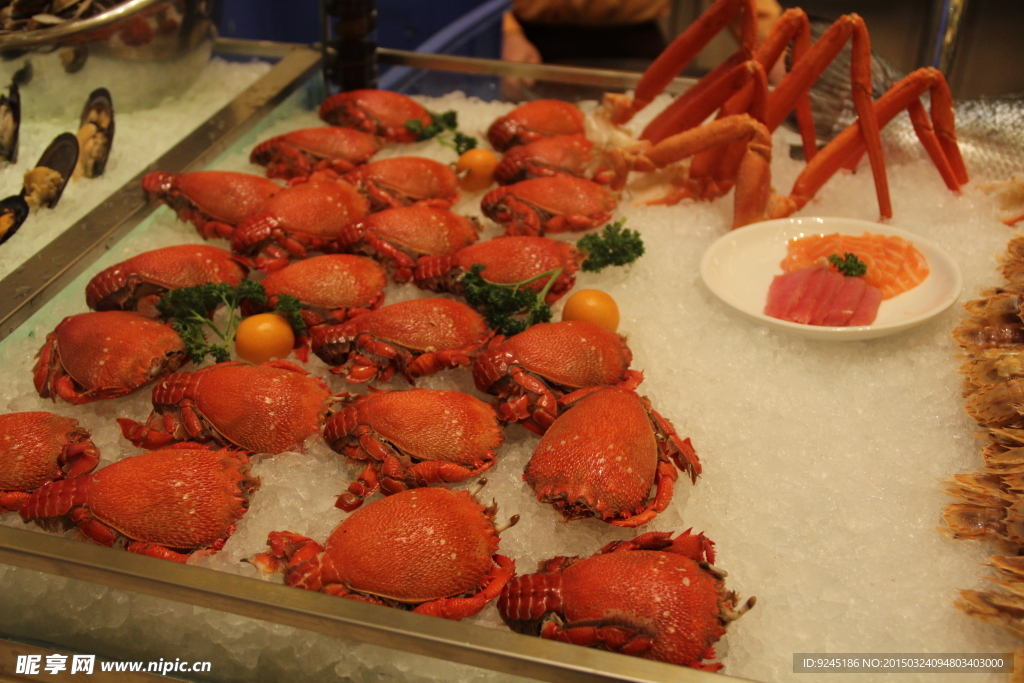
[1,46,1021,683]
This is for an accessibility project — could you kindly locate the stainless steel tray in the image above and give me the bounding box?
[0,45,739,683]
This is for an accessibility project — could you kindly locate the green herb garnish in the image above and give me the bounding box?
[406,109,477,155]
[577,219,645,272]
[828,252,868,277]
[156,282,306,364]
[462,264,560,336]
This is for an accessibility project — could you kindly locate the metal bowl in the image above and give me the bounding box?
[0,0,214,119]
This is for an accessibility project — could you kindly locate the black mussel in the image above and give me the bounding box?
[0,79,19,164]
[0,194,28,245]
[23,132,78,209]
[75,87,112,178]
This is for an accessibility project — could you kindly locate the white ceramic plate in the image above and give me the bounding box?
[699,217,964,341]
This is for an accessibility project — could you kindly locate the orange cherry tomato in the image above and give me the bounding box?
[235,313,295,364]
[456,148,499,192]
[561,289,619,332]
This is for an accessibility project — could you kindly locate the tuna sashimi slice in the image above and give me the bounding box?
[764,266,818,319]
[787,267,833,324]
[820,276,866,326]
[847,284,883,326]
[808,269,848,325]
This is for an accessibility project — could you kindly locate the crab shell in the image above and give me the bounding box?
[342,157,460,212]
[255,487,514,620]
[310,297,492,384]
[20,446,257,563]
[499,530,752,671]
[142,170,282,240]
[481,176,617,237]
[230,179,370,272]
[318,89,432,143]
[526,386,700,527]
[249,127,381,180]
[0,411,99,512]
[494,134,594,185]
[473,321,639,433]
[85,244,248,316]
[414,236,580,304]
[487,100,586,152]
[324,388,504,510]
[33,311,188,406]
[252,254,387,327]
[116,360,333,454]
[337,205,481,283]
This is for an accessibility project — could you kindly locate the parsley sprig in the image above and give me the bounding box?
[463,264,561,336]
[828,252,868,277]
[577,219,645,272]
[406,109,477,155]
[156,282,306,364]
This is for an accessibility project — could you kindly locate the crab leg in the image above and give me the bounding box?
[783,66,966,218]
[763,13,891,217]
[413,554,516,620]
[638,60,769,150]
[605,0,757,125]
[685,7,816,189]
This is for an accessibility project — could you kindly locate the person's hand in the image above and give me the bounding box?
[501,12,541,100]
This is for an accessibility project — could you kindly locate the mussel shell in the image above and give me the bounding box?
[0,194,28,245]
[0,80,19,163]
[78,86,112,176]
[25,131,78,207]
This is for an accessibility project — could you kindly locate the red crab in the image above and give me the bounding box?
[20,445,258,563]
[481,176,617,237]
[142,170,281,240]
[310,297,492,384]
[494,134,594,185]
[0,412,99,512]
[473,321,641,434]
[34,311,188,405]
[248,254,387,328]
[116,360,333,454]
[487,100,586,152]
[229,178,370,272]
[498,530,754,671]
[250,127,381,180]
[526,385,699,527]
[342,157,459,212]
[324,388,504,511]
[318,89,432,143]
[336,205,481,283]
[253,486,516,620]
[414,236,580,304]
[86,244,248,316]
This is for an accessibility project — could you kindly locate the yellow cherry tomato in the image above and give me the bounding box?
[561,289,620,332]
[235,313,295,364]
[456,148,499,192]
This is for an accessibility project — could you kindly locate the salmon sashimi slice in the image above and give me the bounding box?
[780,232,929,300]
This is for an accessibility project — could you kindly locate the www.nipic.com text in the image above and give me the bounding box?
[16,654,213,675]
